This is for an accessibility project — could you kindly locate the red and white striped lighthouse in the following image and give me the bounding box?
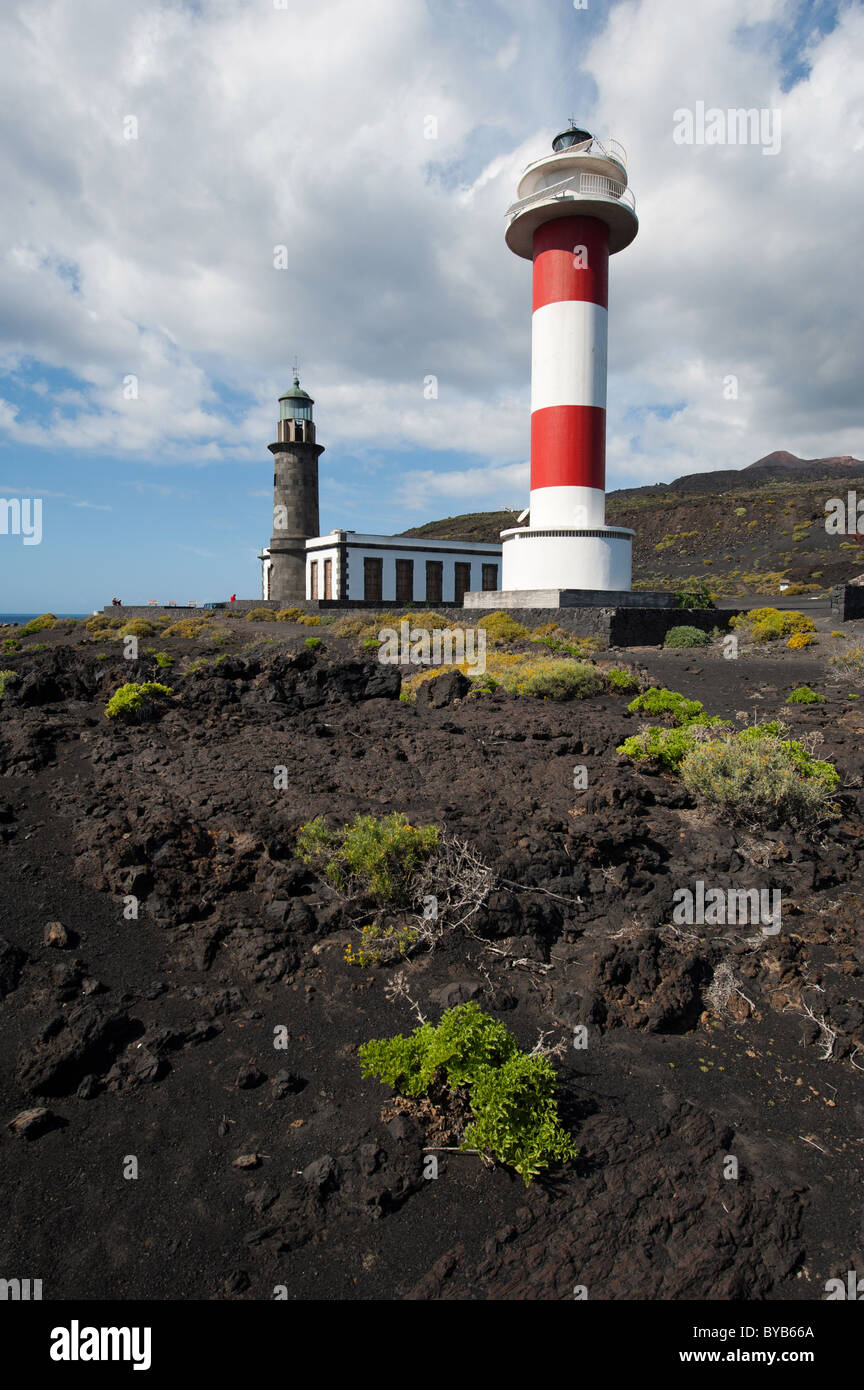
[500,124,638,594]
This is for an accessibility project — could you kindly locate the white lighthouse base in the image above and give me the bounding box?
[495,524,634,593]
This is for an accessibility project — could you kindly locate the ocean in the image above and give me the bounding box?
[1,614,90,624]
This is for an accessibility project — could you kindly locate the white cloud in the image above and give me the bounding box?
[394,459,529,512]
[0,0,861,505]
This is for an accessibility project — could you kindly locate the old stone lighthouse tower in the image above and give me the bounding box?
[265,376,324,602]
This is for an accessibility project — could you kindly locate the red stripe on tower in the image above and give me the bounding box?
[530,405,605,492]
[530,215,609,523]
[532,216,609,312]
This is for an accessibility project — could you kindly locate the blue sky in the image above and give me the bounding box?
[0,0,861,611]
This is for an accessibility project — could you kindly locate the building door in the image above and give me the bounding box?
[454,562,471,604]
[425,560,443,604]
[395,559,414,603]
[309,560,318,600]
[323,558,332,600]
[364,557,383,601]
[482,563,498,591]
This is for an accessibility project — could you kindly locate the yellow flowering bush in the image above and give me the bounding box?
[399,652,604,701]
[729,607,815,644]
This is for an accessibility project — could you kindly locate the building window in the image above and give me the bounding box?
[395,558,414,603]
[482,563,498,591]
[425,560,443,604]
[454,562,471,603]
[309,560,318,600]
[364,557,383,601]
[323,557,332,600]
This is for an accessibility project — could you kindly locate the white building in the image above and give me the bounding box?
[262,530,502,604]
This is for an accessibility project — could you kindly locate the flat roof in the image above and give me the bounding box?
[305,532,502,552]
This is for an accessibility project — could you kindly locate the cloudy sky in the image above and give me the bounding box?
[0,0,860,609]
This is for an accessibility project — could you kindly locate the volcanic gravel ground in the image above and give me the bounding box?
[1,628,864,1300]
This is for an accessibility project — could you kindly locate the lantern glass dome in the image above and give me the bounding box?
[279,376,314,422]
[552,124,592,151]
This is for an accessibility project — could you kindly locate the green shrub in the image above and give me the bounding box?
[246,608,278,622]
[531,626,604,657]
[786,685,822,704]
[85,615,124,632]
[729,607,815,644]
[343,920,421,967]
[154,651,174,669]
[606,667,640,693]
[517,660,604,700]
[30,643,48,652]
[680,725,840,827]
[304,636,322,650]
[161,618,210,638]
[617,724,701,770]
[664,625,711,649]
[359,1002,577,1186]
[119,618,158,638]
[20,613,56,636]
[673,580,712,610]
[104,681,172,722]
[628,687,707,725]
[0,669,21,699]
[477,611,529,644]
[470,672,499,694]
[298,812,439,904]
[1,637,20,653]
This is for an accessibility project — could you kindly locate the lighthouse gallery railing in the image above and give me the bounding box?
[505,171,636,225]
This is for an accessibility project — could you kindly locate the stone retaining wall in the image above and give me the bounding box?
[102,601,737,646]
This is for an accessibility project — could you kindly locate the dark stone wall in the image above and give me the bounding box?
[609,607,737,645]
[268,440,322,602]
[832,584,864,620]
[103,600,738,646]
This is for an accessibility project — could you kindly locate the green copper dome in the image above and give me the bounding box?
[279,375,313,404]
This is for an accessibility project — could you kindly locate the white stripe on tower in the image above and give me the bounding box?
[529,214,610,530]
[530,301,607,412]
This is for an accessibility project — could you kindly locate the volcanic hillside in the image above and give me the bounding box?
[402,452,864,595]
